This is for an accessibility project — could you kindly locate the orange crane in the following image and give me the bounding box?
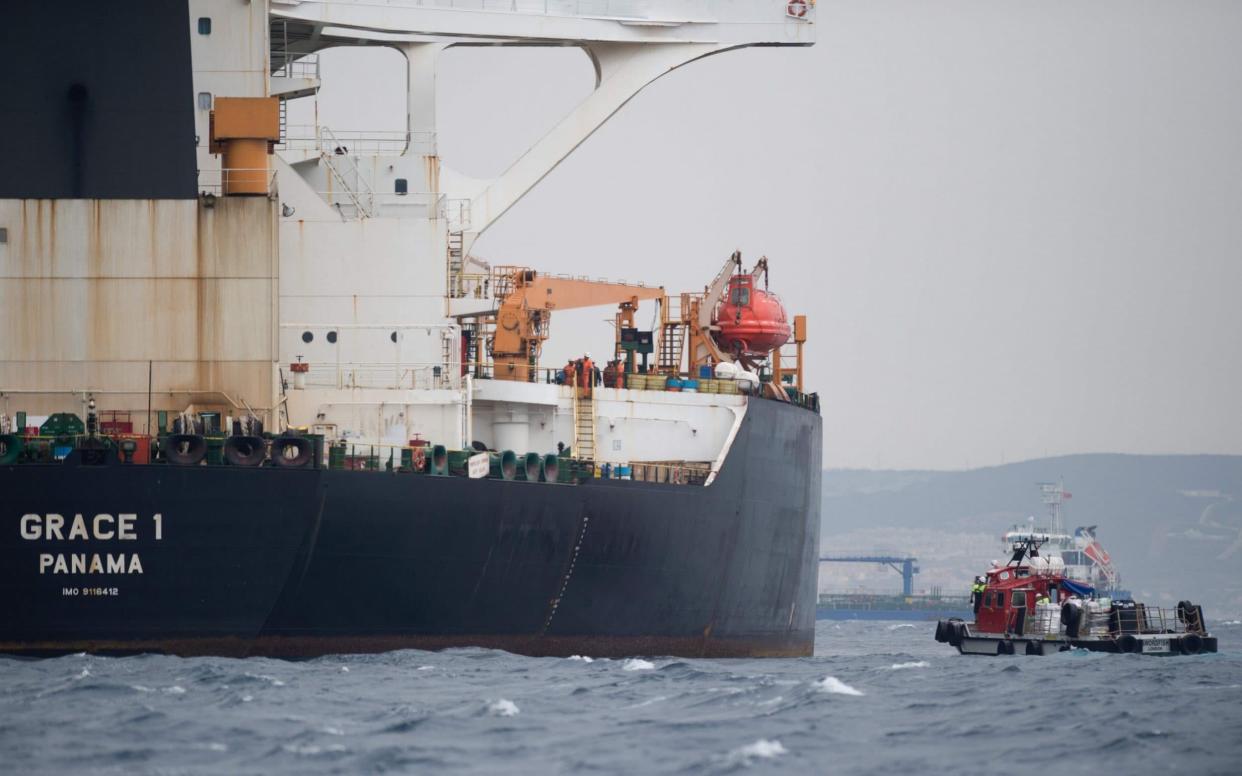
[489,267,665,382]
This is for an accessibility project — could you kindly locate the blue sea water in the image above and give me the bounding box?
[2,620,1240,775]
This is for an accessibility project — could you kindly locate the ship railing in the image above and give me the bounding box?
[389,1,722,22]
[450,272,491,299]
[279,125,428,156]
[294,361,461,391]
[271,54,320,80]
[1033,604,1198,638]
[627,461,710,486]
[464,362,565,384]
[197,168,278,195]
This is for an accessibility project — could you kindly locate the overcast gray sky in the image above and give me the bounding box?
[293,0,1242,470]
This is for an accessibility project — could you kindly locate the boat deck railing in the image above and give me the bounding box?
[1022,604,1202,638]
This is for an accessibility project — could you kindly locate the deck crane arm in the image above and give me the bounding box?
[490,268,664,382]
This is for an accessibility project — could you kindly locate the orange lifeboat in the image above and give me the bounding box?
[712,272,791,357]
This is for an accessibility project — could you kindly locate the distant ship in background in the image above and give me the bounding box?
[1000,482,1131,601]
[817,481,1128,620]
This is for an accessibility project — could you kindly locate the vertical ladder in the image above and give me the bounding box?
[572,387,596,463]
[440,333,454,389]
[656,294,685,375]
[278,98,288,145]
[447,230,465,298]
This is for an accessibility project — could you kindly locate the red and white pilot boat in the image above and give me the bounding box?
[935,539,1217,656]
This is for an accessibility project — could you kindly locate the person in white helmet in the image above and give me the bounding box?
[580,352,594,397]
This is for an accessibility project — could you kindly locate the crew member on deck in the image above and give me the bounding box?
[581,353,594,397]
[971,576,986,613]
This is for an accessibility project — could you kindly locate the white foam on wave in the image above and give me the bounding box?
[890,661,929,670]
[814,676,864,696]
[725,739,788,766]
[567,655,594,663]
[486,699,520,717]
[340,666,350,673]
[283,743,347,756]
[1219,619,1242,626]
[417,665,435,671]
[245,672,286,687]
[131,685,155,693]
[625,695,668,709]
[886,623,916,630]
[241,694,254,703]
[73,667,91,680]
[162,685,187,695]
[622,658,655,671]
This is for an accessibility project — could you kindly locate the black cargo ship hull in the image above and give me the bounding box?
[0,399,821,658]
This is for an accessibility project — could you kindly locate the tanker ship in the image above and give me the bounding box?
[0,1,821,658]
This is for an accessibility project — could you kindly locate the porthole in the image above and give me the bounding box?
[326,331,338,344]
[301,331,313,343]
[390,331,398,343]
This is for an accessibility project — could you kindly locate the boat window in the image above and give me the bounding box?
[1012,591,1027,608]
[730,287,751,306]
[198,17,212,35]
[993,591,1004,608]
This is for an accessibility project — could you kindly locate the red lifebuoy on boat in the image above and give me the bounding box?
[787,0,808,19]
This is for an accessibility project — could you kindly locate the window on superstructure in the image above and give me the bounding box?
[198,18,211,35]
[730,287,750,306]
[198,92,212,111]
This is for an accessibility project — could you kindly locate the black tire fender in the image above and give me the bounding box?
[224,435,267,466]
[272,435,313,468]
[1179,633,1204,655]
[165,434,207,466]
[1117,634,1140,654]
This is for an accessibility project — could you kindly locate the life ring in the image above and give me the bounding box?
[787,0,808,19]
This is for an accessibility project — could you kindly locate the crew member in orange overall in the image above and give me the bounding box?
[580,353,594,398]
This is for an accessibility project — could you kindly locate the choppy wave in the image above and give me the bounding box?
[0,621,1237,774]
[890,661,929,670]
[814,676,864,696]
[723,738,787,766]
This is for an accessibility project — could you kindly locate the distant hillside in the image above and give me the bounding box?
[820,454,1242,618]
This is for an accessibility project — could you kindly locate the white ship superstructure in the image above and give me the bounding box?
[1001,482,1123,593]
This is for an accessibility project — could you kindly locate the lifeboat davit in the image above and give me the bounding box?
[712,274,791,357]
